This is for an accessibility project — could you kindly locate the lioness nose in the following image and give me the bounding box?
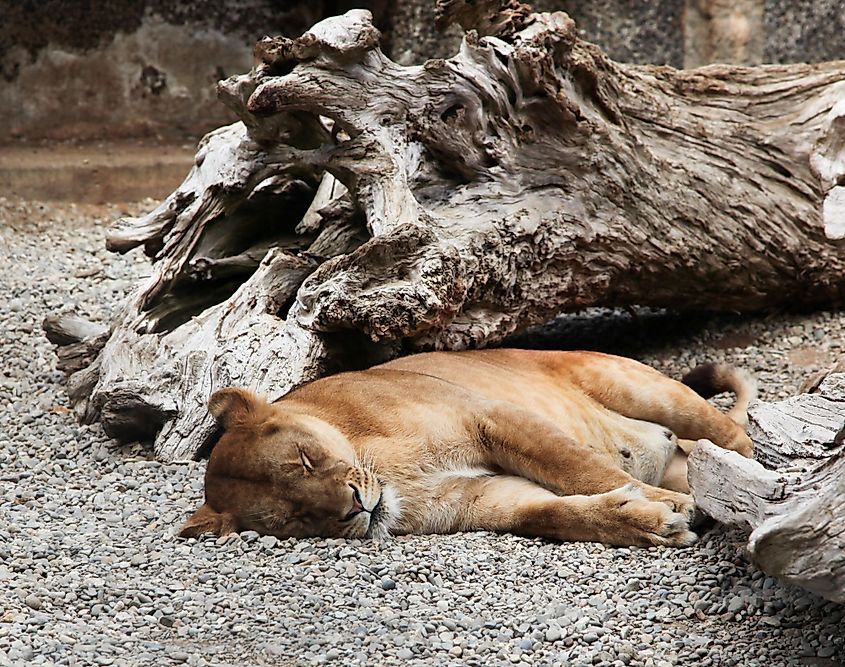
[346,484,365,518]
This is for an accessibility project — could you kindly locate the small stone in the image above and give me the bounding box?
[727,596,745,613]
[259,535,278,549]
[7,212,845,667]
[381,578,396,590]
[794,596,815,611]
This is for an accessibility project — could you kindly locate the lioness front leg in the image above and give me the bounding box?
[476,401,695,519]
[455,475,697,547]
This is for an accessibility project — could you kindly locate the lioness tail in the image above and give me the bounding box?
[681,363,758,427]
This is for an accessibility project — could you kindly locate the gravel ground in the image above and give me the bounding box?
[1,198,844,667]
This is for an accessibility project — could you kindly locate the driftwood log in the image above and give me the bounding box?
[688,373,845,603]
[44,1,845,467]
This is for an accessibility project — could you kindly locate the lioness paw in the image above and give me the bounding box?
[638,486,696,523]
[598,484,697,547]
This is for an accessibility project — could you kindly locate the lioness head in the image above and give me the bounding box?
[179,388,394,540]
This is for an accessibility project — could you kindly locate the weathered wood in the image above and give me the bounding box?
[42,314,110,380]
[688,374,845,602]
[47,4,845,462]
[799,358,845,394]
[43,314,107,346]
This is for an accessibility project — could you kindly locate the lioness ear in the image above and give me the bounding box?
[208,387,264,428]
[179,503,239,538]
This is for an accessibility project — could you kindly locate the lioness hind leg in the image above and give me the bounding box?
[659,438,699,493]
[476,400,697,525]
[457,476,697,547]
[562,353,753,457]
[660,447,690,493]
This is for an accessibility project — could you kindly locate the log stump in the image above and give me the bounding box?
[45,2,845,472]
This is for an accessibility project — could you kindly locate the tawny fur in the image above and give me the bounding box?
[180,350,755,547]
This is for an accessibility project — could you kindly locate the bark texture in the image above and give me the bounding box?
[45,2,845,461]
[688,374,845,602]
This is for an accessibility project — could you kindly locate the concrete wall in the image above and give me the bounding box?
[2,0,843,143]
[0,1,339,142]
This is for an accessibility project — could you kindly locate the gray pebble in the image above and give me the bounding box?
[259,535,278,549]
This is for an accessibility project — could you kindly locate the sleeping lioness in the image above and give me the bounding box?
[180,349,755,547]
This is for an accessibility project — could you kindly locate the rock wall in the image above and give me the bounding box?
[2,0,842,142]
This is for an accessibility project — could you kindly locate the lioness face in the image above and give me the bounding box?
[180,388,388,540]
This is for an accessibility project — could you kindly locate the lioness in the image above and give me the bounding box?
[180,350,755,547]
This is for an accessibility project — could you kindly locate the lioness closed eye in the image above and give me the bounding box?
[180,349,755,547]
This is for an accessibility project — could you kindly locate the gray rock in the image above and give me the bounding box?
[727,596,746,613]
[259,535,278,549]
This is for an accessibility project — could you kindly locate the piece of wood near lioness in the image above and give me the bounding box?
[688,372,845,602]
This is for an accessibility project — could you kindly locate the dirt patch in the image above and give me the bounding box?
[788,346,833,368]
[0,140,194,203]
[710,331,759,350]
